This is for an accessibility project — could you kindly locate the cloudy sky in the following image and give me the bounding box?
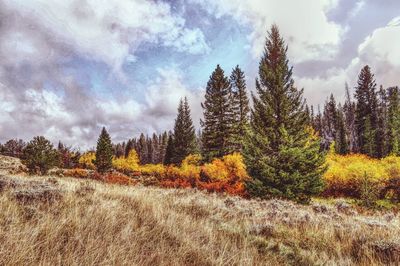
[0,0,399,149]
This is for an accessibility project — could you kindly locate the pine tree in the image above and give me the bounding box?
[354,65,378,156]
[172,97,197,164]
[376,85,388,158]
[94,127,113,173]
[229,65,250,152]
[321,94,338,150]
[22,136,59,175]
[387,86,400,155]
[164,133,174,165]
[335,106,349,155]
[201,65,232,162]
[243,25,326,203]
[343,83,357,153]
[312,105,323,141]
[160,131,169,163]
[137,133,148,164]
[125,139,134,158]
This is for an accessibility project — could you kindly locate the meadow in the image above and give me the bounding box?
[1,173,399,265]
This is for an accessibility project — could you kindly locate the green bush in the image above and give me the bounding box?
[22,136,59,175]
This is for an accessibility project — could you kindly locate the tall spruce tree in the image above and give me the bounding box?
[343,83,357,153]
[244,25,325,203]
[321,94,338,150]
[229,65,250,152]
[172,97,197,164]
[376,85,388,157]
[201,65,232,162]
[137,133,148,164]
[125,139,134,158]
[159,131,169,163]
[387,86,400,155]
[164,133,175,165]
[354,65,378,157]
[94,127,113,173]
[335,106,349,155]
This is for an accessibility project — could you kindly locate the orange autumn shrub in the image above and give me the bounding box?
[160,153,249,196]
[200,153,249,182]
[201,159,228,181]
[64,168,91,179]
[79,152,96,170]
[103,172,136,186]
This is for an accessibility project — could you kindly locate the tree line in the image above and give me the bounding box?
[1,25,397,202]
[312,66,400,158]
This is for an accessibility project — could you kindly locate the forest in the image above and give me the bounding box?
[1,25,400,206]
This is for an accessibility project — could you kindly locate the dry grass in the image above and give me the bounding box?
[0,174,399,265]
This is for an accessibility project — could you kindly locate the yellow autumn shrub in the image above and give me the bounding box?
[323,152,400,198]
[79,152,95,170]
[202,159,229,181]
[140,164,165,176]
[180,154,201,179]
[201,153,249,182]
[112,150,140,173]
[222,153,249,181]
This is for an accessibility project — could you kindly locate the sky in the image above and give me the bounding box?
[0,0,400,149]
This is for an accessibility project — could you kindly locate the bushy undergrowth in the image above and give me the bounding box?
[68,152,249,196]
[323,153,400,202]
[68,150,400,202]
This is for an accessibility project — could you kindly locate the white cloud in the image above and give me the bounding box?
[296,16,400,106]
[189,0,343,63]
[348,17,400,87]
[144,68,203,130]
[2,0,209,72]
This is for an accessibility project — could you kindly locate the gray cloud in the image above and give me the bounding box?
[0,0,207,149]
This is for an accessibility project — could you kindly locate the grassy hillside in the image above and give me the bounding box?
[0,173,399,265]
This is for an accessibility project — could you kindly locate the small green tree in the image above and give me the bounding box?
[163,133,175,165]
[94,127,113,173]
[172,97,197,164]
[22,136,59,175]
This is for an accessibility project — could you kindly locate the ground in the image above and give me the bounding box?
[0,156,399,265]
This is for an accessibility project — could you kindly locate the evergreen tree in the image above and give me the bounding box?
[343,83,357,153]
[22,136,59,175]
[172,97,197,164]
[387,86,400,155]
[312,105,323,141]
[354,65,378,156]
[376,85,388,157]
[321,94,338,150]
[147,136,154,164]
[335,106,349,155]
[244,25,325,203]
[229,65,250,152]
[137,133,148,164]
[114,143,124,158]
[159,131,169,163]
[94,127,113,173]
[164,133,174,165]
[125,139,134,158]
[151,133,160,164]
[201,65,232,162]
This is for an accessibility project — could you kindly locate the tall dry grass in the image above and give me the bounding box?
[0,174,399,265]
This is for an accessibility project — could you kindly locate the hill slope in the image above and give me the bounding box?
[0,174,399,265]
